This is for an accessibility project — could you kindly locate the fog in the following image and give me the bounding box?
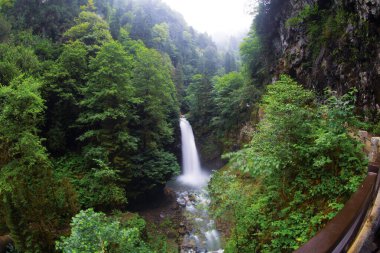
[161,0,254,44]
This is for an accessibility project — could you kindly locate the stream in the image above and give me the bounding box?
[167,117,223,253]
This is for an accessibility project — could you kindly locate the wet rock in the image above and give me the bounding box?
[177,197,187,207]
[358,130,368,142]
[182,240,196,249]
[354,0,380,20]
[167,230,177,239]
[258,0,380,118]
[178,226,187,235]
[188,193,197,202]
[171,202,180,210]
[180,249,197,253]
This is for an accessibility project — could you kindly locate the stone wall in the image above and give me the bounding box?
[262,0,380,119]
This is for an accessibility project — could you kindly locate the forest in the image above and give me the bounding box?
[0,0,379,252]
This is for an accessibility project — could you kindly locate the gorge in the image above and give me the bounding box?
[0,0,380,252]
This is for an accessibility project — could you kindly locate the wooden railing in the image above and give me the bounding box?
[295,164,380,253]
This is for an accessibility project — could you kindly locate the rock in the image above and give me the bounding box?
[182,239,196,249]
[178,226,187,235]
[177,197,186,207]
[171,203,179,210]
[188,193,196,202]
[370,137,380,163]
[358,130,368,140]
[262,0,380,118]
[355,0,380,20]
[167,230,177,239]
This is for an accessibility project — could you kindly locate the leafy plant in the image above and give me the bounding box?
[56,209,152,253]
[211,75,367,252]
[0,76,78,253]
[286,4,319,28]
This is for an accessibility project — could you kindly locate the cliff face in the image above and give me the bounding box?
[263,0,380,119]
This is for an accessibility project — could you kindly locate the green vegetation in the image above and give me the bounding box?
[209,76,367,252]
[56,209,151,253]
[286,4,371,67]
[0,76,78,252]
[0,0,224,251]
[0,0,375,252]
[181,0,375,252]
[286,4,319,28]
[306,8,355,61]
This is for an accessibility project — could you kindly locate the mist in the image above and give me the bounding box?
[161,0,254,46]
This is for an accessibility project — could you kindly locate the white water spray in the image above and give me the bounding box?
[178,117,209,187]
[174,117,223,252]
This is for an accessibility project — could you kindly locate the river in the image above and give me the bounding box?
[167,117,223,253]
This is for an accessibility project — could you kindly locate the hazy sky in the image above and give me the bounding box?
[161,0,254,38]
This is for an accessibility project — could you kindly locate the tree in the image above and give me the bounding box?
[56,209,152,253]
[42,40,89,154]
[76,41,136,207]
[152,22,170,52]
[0,15,10,42]
[224,51,237,73]
[1,0,87,41]
[64,10,112,55]
[78,40,137,161]
[219,76,367,252]
[173,62,185,106]
[198,45,219,76]
[212,72,247,135]
[186,74,215,130]
[110,10,121,40]
[132,47,178,149]
[0,44,39,85]
[240,26,268,86]
[129,45,180,195]
[129,8,153,47]
[0,76,78,253]
[184,74,222,158]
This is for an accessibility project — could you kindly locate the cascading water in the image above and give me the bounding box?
[174,117,223,253]
[178,117,208,187]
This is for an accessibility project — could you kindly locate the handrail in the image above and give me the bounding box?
[295,164,380,253]
[0,235,12,253]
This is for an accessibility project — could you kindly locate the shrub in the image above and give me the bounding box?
[211,75,367,252]
[56,209,152,253]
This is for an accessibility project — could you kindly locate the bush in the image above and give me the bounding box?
[211,75,367,252]
[56,209,152,253]
[54,154,127,211]
[286,4,319,28]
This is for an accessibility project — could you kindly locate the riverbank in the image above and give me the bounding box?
[137,186,185,253]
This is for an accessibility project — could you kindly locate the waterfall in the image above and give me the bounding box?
[174,117,223,252]
[178,117,208,187]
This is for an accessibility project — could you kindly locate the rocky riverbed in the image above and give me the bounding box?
[177,190,222,253]
[139,180,224,253]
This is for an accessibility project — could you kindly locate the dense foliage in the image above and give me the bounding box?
[183,1,271,161]
[0,76,78,252]
[209,75,367,252]
[56,209,151,253]
[0,0,373,252]
[181,1,372,251]
[0,0,224,251]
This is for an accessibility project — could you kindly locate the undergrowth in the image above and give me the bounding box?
[209,75,367,252]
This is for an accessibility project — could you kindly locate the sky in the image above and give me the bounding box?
[161,0,254,40]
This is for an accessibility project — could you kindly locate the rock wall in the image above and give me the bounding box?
[263,0,380,119]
